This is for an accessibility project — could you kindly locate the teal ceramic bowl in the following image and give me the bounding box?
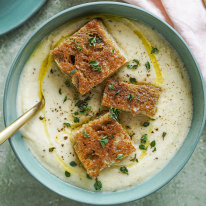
[3,2,206,205]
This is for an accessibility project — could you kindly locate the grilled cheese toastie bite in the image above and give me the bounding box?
[102,80,161,117]
[73,113,135,177]
[51,18,127,95]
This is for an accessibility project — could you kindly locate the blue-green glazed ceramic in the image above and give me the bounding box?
[3,2,206,205]
[0,0,46,35]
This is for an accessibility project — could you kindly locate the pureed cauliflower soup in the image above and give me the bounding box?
[17,15,192,192]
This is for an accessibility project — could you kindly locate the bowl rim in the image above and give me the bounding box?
[3,1,206,205]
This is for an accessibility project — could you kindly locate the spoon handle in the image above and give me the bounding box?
[0,101,43,145]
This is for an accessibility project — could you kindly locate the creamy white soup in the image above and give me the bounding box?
[17,15,192,192]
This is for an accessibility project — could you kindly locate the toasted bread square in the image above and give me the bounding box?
[102,80,161,117]
[51,19,127,95]
[73,113,135,177]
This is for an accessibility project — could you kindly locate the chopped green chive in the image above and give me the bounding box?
[49,147,55,152]
[65,171,71,177]
[145,61,150,71]
[70,161,77,167]
[59,88,62,95]
[141,134,148,144]
[70,70,76,75]
[74,117,79,123]
[94,178,102,190]
[128,93,135,101]
[111,48,115,53]
[139,144,146,150]
[65,80,70,87]
[74,112,79,115]
[111,134,114,139]
[162,132,167,139]
[114,90,120,96]
[86,174,92,179]
[63,123,71,127]
[129,77,137,84]
[108,84,115,89]
[150,140,156,148]
[120,166,128,175]
[89,60,102,71]
[143,122,150,127]
[99,136,108,148]
[109,106,121,121]
[151,48,159,54]
[149,117,156,121]
[63,96,67,103]
[117,154,123,159]
[83,130,89,138]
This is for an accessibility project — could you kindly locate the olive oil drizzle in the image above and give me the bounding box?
[121,18,164,85]
[38,54,76,175]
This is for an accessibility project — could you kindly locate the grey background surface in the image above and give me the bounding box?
[0,0,206,205]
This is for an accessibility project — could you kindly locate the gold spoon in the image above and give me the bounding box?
[0,100,44,145]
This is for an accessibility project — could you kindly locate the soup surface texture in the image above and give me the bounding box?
[17,15,192,192]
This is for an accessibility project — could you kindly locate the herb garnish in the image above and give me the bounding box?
[75,97,91,114]
[76,45,82,51]
[114,90,120,96]
[129,77,137,84]
[130,154,138,162]
[141,134,148,144]
[143,122,150,127]
[74,117,79,123]
[63,122,71,127]
[120,166,128,175]
[63,96,67,103]
[83,130,89,138]
[74,112,79,115]
[109,106,121,121]
[59,88,62,95]
[94,178,102,190]
[117,154,123,159]
[65,171,71,177]
[127,64,138,69]
[111,134,114,139]
[74,39,82,51]
[99,136,108,148]
[111,48,115,53]
[88,36,102,46]
[152,147,156,152]
[127,59,139,69]
[65,80,70,87]
[151,48,159,54]
[108,84,115,89]
[70,70,76,75]
[86,174,92,179]
[128,93,135,101]
[162,132,167,139]
[89,60,102,71]
[49,147,55,152]
[70,161,77,167]
[139,144,146,150]
[145,61,150,71]
[150,140,156,147]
